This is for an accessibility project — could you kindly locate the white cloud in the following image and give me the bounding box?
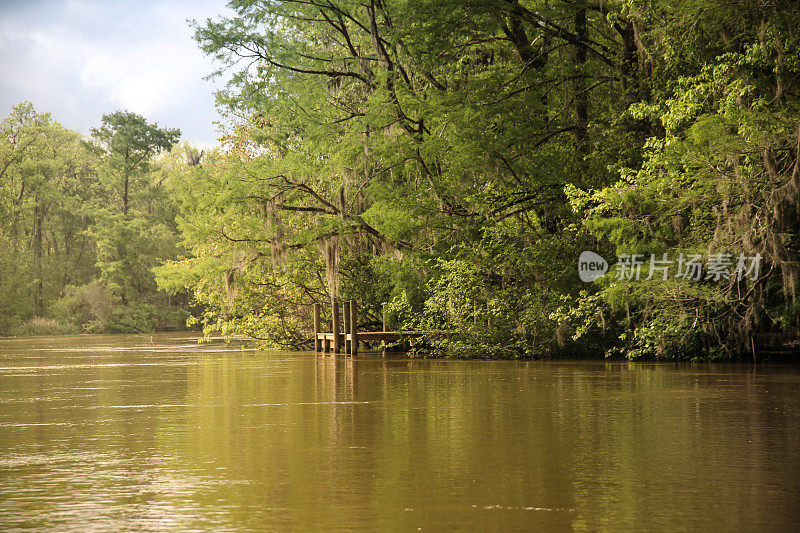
[0,0,232,146]
[79,41,203,117]
[110,69,181,117]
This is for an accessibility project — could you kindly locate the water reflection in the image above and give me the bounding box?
[0,334,798,531]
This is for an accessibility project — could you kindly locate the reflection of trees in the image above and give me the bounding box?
[176,355,800,530]
[3,341,799,530]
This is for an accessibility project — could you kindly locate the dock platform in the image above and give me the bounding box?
[313,300,442,355]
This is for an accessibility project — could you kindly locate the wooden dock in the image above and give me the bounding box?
[313,300,436,356]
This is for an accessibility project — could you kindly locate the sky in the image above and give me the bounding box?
[0,0,235,147]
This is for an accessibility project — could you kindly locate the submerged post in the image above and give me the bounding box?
[313,303,322,353]
[343,301,351,354]
[349,299,358,356]
[332,297,341,354]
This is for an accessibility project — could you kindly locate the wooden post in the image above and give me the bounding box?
[343,301,351,355]
[313,303,322,353]
[381,302,387,356]
[350,299,358,355]
[332,298,341,354]
[324,335,330,353]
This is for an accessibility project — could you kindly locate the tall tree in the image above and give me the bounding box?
[558,0,800,358]
[0,103,97,320]
[155,0,644,350]
[89,111,180,215]
[155,0,800,358]
[88,112,180,306]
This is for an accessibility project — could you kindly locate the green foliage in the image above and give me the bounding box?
[12,317,80,337]
[0,103,189,336]
[153,0,794,358]
[48,282,111,332]
[559,1,800,359]
[6,0,799,361]
[168,0,624,350]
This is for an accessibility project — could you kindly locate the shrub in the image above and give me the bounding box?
[12,317,80,337]
[48,282,111,332]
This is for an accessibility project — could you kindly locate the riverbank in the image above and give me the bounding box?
[2,329,798,364]
[2,316,196,338]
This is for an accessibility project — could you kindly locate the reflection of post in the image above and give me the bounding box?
[382,302,387,356]
[332,298,341,354]
[350,299,358,356]
[313,303,321,353]
[343,301,351,355]
[345,357,354,398]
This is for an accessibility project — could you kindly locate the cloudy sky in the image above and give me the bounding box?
[0,0,235,147]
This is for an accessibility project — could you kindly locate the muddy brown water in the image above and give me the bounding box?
[1,333,798,531]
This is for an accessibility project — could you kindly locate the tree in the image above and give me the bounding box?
[156,0,643,351]
[87,111,180,310]
[154,0,800,358]
[558,0,800,359]
[0,104,192,335]
[89,111,180,215]
[0,103,96,320]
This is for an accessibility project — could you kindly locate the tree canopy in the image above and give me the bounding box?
[148,0,799,358]
[0,104,189,335]
[2,1,798,359]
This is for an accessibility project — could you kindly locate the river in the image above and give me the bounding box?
[0,333,798,531]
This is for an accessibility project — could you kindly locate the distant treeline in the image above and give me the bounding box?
[0,103,201,335]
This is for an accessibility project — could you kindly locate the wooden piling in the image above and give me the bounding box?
[343,301,351,354]
[313,303,322,352]
[313,299,443,356]
[349,299,358,356]
[332,298,341,354]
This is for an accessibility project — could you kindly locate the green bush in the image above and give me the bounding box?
[48,282,111,332]
[12,317,80,337]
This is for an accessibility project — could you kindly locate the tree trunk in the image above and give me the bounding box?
[573,0,589,164]
[33,199,43,317]
[123,171,129,215]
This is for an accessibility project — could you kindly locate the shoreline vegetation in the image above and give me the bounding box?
[2,1,800,361]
